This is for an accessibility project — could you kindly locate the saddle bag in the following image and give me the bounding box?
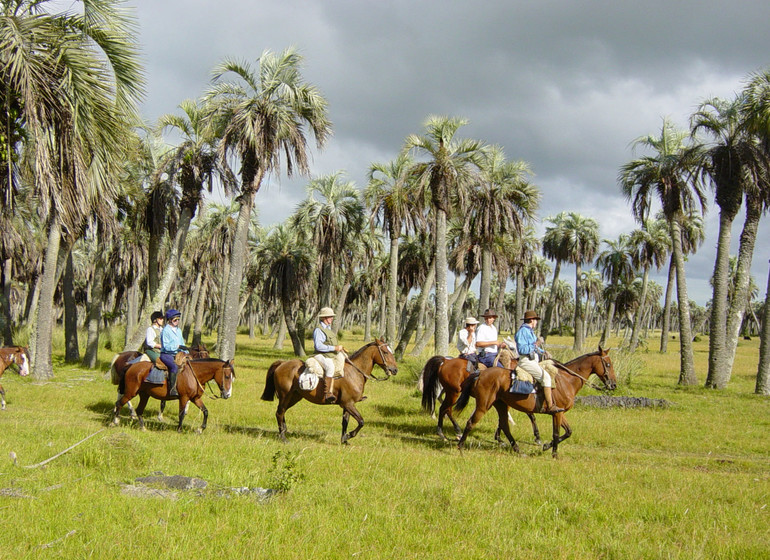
[509,376,535,394]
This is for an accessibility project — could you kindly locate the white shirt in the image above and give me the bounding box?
[476,323,498,354]
[145,325,161,350]
[456,328,477,354]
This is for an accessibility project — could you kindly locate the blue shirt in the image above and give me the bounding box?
[313,323,336,353]
[514,323,542,357]
[161,325,186,354]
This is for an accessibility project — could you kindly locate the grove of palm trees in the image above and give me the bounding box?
[1,0,769,396]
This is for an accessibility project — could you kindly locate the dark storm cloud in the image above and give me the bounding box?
[130,0,770,303]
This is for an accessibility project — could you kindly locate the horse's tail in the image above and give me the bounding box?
[454,371,477,413]
[261,360,282,401]
[109,354,125,390]
[420,356,445,415]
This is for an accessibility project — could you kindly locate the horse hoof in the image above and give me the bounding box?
[195,428,203,435]
[534,440,542,446]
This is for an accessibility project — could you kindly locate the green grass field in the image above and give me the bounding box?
[1,332,768,559]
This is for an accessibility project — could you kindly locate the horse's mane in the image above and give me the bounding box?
[566,349,602,363]
[349,340,378,360]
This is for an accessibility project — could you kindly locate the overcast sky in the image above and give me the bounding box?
[129,0,770,305]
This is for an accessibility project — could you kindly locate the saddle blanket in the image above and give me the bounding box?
[146,366,166,385]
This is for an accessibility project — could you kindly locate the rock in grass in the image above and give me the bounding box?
[575,395,672,408]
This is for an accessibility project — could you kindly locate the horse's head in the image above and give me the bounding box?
[373,339,398,377]
[11,347,29,377]
[595,346,617,391]
[215,359,234,399]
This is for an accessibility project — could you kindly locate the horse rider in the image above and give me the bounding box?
[514,310,564,414]
[475,308,507,368]
[160,309,188,397]
[456,316,480,372]
[312,307,345,404]
[144,311,164,362]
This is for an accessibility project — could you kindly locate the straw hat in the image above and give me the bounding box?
[464,316,479,326]
[318,307,336,318]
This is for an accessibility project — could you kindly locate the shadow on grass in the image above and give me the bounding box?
[222,422,330,444]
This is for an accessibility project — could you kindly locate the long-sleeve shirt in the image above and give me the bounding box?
[514,323,542,358]
[145,325,161,350]
[160,325,186,354]
[313,323,336,354]
[456,328,477,354]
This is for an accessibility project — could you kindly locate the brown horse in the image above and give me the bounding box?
[420,353,544,444]
[261,339,398,444]
[455,347,617,458]
[111,356,234,433]
[0,346,30,410]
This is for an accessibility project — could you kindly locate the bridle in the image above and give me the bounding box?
[555,353,614,393]
[344,341,396,381]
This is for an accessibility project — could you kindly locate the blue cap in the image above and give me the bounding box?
[165,309,181,320]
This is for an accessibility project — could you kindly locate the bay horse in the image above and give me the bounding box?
[454,347,617,458]
[420,351,543,443]
[111,355,234,433]
[261,339,398,444]
[0,346,30,410]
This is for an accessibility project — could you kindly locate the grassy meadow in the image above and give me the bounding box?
[0,329,768,559]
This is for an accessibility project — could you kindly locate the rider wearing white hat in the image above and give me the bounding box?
[312,307,345,403]
[456,316,480,370]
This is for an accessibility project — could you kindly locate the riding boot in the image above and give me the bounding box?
[168,369,178,397]
[323,376,336,403]
[543,386,564,414]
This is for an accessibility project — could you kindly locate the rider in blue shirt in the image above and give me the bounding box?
[160,309,188,397]
[514,310,564,414]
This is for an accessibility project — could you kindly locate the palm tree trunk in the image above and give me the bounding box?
[0,258,13,344]
[386,235,399,343]
[281,295,305,357]
[181,269,203,337]
[705,211,733,387]
[365,295,373,340]
[755,260,770,395]
[600,299,616,347]
[433,210,449,355]
[63,251,80,362]
[395,258,436,361]
[660,255,675,353]
[670,218,697,385]
[124,205,194,352]
[515,269,524,324]
[124,275,139,347]
[720,201,761,387]
[478,247,493,316]
[573,264,584,351]
[32,218,63,379]
[82,259,106,369]
[629,267,650,351]
[541,260,562,341]
[273,307,287,350]
[148,235,160,301]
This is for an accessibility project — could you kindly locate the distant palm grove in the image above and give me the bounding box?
[1,1,769,393]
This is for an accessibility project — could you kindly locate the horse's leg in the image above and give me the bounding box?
[135,393,151,431]
[341,409,350,442]
[0,383,5,410]
[457,405,489,450]
[112,391,135,426]
[276,392,303,443]
[436,391,457,440]
[191,397,208,434]
[541,412,567,458]
[157,400,166,422]
[492,401,519,453]
[528,412,542,445]
[176,397,190,432]
[340,403,364,444]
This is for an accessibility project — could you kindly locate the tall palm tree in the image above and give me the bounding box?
[1,0,144,377]
[596,234,635,347]
[511,226,541,321]
[691,94,769,388]
[256,224,315,357]
[620,118,706,385]
[205,48,331,361]
[756,260,770,395]
[292,172,366,311]
[365,153,424,344]
[627,219,669,350]
[541,211,569,340]
[403,115,486,355]
[124,98,235,351]
[467,146,539,315]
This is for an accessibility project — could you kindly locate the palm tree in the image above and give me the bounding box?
[365,153,424,344]
[596,234,635,347]
[292,172,366,312]
[256,224,315,356]
[467,146,539,315]
[1,0,144,378]
[511,226,541,321]
[627,219,669,350]
[756,260,770,395]
[691,94,769,388]
[205,48,331,361]
[403,115,486,355]
[541,211,569,340]
[620,118,706,385]
[557,212,599,351]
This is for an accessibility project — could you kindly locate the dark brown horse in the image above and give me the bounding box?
[111,355,234,433]
[261,339,398,444]
[455,347,617,458]
[0,346,30,410]
[420,352,544,443]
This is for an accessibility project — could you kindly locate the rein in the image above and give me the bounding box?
[344,342,392,381]
[553,358,609,393]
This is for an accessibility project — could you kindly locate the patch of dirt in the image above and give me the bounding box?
[575,395,673,408]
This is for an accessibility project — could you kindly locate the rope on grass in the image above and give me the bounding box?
[23,428,106,469]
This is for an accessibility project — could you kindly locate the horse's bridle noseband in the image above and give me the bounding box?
[345,341,397,381]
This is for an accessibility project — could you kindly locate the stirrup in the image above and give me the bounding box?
[546,405,565,414]
[323,392,336,404]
